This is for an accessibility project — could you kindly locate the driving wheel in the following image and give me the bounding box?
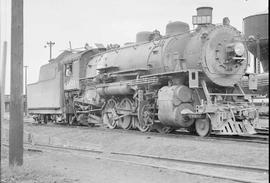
[136,101,152,132]
[102,98,118,129]
[118,98,133,130]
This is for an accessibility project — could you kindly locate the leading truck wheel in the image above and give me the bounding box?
[195,118,211,137]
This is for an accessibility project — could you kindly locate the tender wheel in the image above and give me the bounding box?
[136,101,152,132]
[51,115,57,123]
[43,114,48,124]
[37,115,42,124]
[102,98,118,129]
[66,114,74,125]
[118,98,133,130]
[195,118,211,137]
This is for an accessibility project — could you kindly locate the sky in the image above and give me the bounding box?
[0,0,268,94]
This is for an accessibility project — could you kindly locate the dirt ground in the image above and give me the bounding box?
[1,116,269,183]
[1,145,240,183]
[20,123,269,168]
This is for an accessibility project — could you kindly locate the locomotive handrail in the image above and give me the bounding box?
[110,24,239,55]
[110,72,139,78]
[111,68,149,74]
[79,76,95,80]
[208,93,245,96]
[81,29,196,59]
[140,69,202,78]
[76,109,101,114]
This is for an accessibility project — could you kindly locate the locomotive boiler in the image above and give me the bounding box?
[28,7,260,136]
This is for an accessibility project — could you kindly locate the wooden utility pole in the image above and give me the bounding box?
[45,41,55,60]
[0,81,1,181]
[0,68,1,181]
[0,41,8,182]
[9,0,24,166]
[1,42,8,112]
[1,42,8,118]
[24,66,28,116]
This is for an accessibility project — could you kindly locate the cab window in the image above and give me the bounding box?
[65,64,72,76]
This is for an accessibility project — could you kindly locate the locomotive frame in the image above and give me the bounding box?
[28,6,261,137]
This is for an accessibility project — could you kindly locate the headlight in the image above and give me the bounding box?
[234,42,245,56]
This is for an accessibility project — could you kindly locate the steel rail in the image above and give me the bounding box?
[3,142,268,183]
[25,121,269,145]
[110,151,268,172]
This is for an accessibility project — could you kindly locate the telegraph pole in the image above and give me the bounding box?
[9,0,24,166]
[1,41,8,119]
[45,41,55,60]
[0,0,2,178]
[24,66,28,116]
[0,42,7,180]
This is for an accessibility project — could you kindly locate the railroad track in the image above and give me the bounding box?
[3,142,268,183]
[26,121,269,145]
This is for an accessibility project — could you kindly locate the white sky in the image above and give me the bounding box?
[0,0,268,94]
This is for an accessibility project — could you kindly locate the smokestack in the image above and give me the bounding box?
[196,7,213,17]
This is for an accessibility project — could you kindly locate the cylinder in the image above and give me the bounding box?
[97,85,133,96]
[165,21,190,36]
[157,85,194,128]
[174,85,193,103]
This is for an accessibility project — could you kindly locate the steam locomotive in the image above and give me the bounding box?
[28,7,260,136]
